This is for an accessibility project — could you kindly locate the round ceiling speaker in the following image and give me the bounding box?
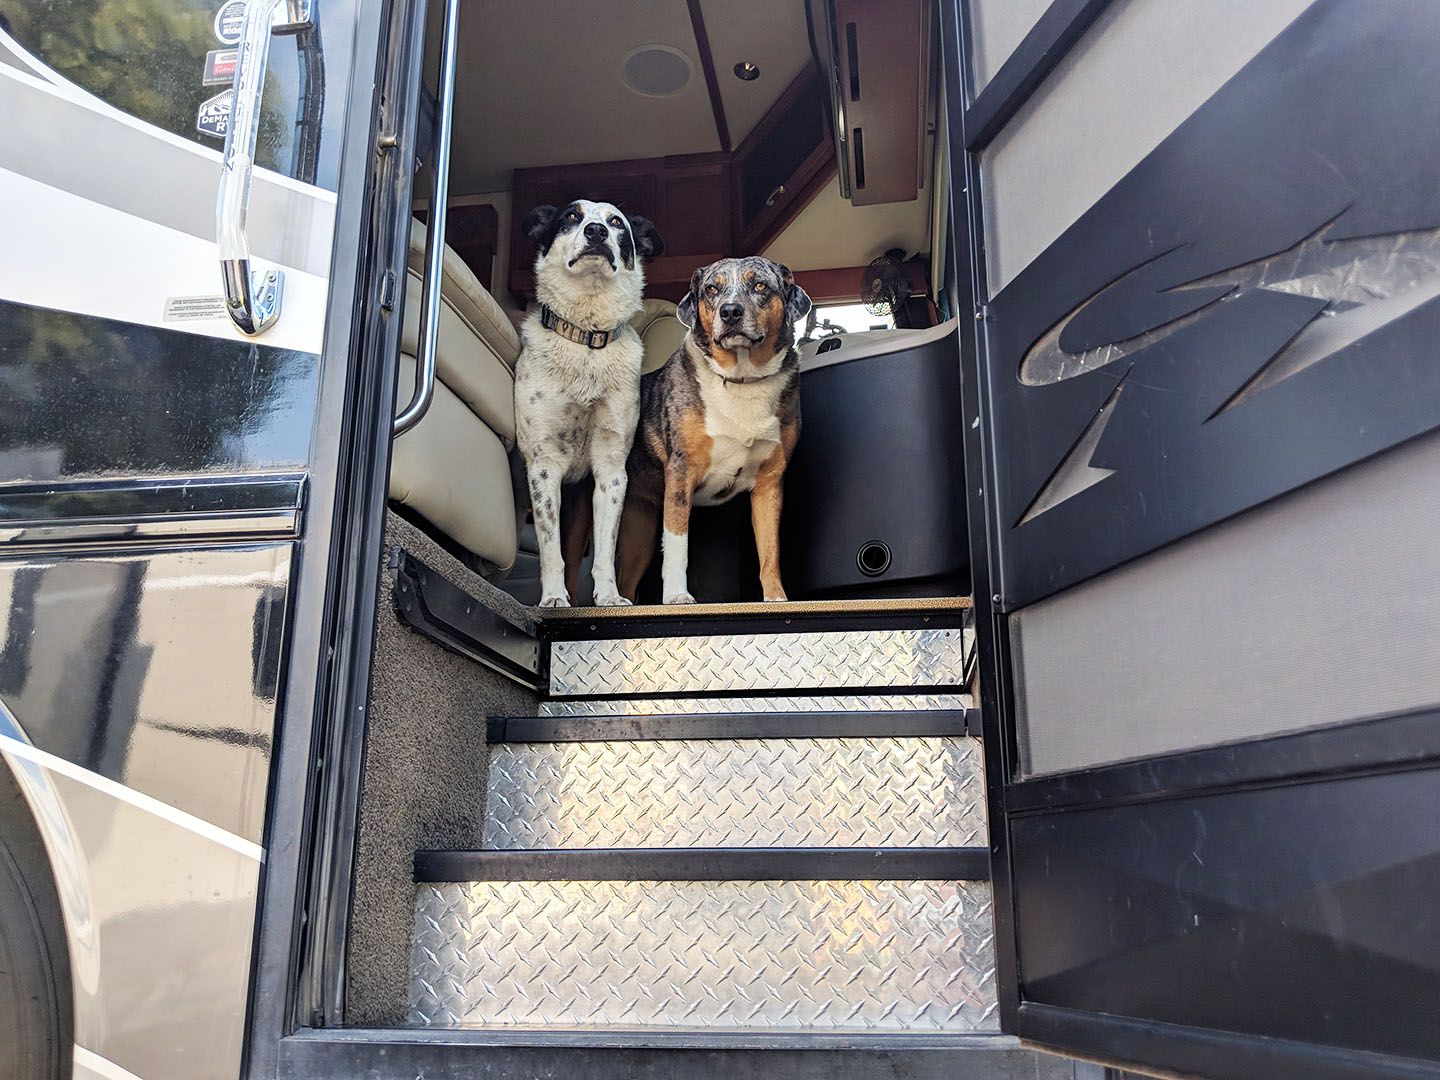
[622,44,694,97]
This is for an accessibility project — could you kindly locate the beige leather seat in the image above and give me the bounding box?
[390,219,522,570]
[631,298,686,373]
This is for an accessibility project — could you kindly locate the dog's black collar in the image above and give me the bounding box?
[540,304,621,350]
[719,371,779,385]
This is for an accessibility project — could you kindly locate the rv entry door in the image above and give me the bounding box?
[943,1,1440,1076]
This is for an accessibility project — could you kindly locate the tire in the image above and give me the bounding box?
[0,767,72,1080]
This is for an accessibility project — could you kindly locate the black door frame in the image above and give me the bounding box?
[244,0,430,1072]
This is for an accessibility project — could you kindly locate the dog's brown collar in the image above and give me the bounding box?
[540,304,621,349]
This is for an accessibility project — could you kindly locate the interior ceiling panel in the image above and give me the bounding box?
[765,177,931,272]
[700,0,812,146]
[446,1,720,192]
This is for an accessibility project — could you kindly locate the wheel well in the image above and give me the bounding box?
[0,760,74,1079]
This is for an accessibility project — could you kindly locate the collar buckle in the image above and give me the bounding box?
[587,329,609,349]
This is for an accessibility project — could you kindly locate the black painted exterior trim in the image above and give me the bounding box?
[277,1026,1046,1080]
[539,607,973,642]
[244,0,421,1068]
[1006,707,1440,814]
[0,472,305,521]
[943,0,1023,1034]
[394,551,544,689]
[961,0,1111,152]
[414,847,991,883]
[1018,1004,1440,1080]
[488,709,976,743]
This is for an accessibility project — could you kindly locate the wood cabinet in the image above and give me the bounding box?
[505,65,838,304]
[509,153,731,304]
[731,67,836,255]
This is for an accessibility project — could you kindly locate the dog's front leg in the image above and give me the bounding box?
[527,462,569,607]
[661,456,696,605]
[751,467,787,602]
[588,431,632,607]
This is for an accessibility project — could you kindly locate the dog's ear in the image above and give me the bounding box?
[677,266,705,329]
[522,205,558,250]
[629,215,665,261]
[777,263,813,322]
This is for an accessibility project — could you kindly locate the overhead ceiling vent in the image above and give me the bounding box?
[622,44,694,97]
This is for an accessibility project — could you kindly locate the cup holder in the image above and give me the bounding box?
[856,540,892,577]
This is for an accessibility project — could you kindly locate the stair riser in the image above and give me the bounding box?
[409,879,998,1032]
[483,736,986,850]
[548,628,971,697]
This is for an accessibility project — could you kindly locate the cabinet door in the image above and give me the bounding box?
[732,68,834,254]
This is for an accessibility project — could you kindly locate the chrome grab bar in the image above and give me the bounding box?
[394,0,462,436]
[216,0,314,335]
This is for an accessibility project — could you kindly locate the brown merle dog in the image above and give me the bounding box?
[617,256,812,603]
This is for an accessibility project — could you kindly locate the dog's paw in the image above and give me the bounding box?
[763,594,788,603]
[538,593,571,608]
[593,592,632,608]
[663,591,696,605]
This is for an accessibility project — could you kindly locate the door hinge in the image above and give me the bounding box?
[380,270,397,312]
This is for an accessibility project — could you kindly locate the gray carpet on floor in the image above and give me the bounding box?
[345,512,539,1026]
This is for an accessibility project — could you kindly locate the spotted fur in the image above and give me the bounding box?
[619,257,812,603]
[514,199,664,607]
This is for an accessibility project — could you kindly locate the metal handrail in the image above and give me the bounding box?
[216,0,314,335]
[393,0,462,437]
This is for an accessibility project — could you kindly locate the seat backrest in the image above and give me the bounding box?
[630,299,686,374]
[406,218,521,368]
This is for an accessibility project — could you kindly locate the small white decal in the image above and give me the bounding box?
[196,89,233,139]
[213,0,246,44]
[164,295,231,322]
[203,48,238,86]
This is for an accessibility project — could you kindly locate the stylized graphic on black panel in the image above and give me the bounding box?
[986,0,1440,607]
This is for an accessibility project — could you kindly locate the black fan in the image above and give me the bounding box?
[859,249,912,322]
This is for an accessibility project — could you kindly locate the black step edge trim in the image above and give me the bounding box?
[394,549,544,689]
[487,709,978,743]
[415,847,990,883]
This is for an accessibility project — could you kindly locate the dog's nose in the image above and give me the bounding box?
[583,222,609,243]
[719,302,744,323]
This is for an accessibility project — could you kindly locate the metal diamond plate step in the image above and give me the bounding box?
[409,879,999,1031]
[483,736,985,849]
[538,692,973,715]
[548,628,971,697]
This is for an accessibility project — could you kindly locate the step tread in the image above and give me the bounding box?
[482,735,986,850]
[414,846,989,882]
[549,626,972,698]
[409,877,999,1033]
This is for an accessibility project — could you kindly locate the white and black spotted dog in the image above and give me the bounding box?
[514,199,664,607]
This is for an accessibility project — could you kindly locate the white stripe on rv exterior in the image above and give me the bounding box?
[0,165,328,354]
[0,62,335,280]
[1,699,260,1080]
[73,1046,148,1080]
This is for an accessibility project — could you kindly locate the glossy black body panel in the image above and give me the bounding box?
[0,542,292,842]
[1011,761,1440,1061]
[0,301,318,487]
[983,0,1440,609]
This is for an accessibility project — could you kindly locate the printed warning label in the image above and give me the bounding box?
[164,295,231,322]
